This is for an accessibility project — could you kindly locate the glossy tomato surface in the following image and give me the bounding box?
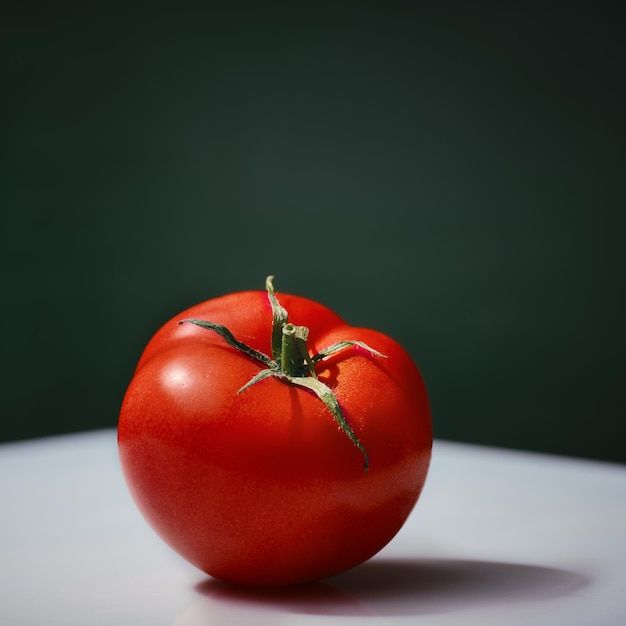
[118,289,432,586]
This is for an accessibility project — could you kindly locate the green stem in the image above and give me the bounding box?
[280,324,307,376]
[266,276,288,363]
[297,328,317,378]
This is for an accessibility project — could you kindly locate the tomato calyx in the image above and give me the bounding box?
[179,276,386,471]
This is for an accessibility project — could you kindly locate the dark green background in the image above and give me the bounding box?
[2,2,625,462]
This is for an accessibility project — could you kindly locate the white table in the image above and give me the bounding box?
[1,430,625,625]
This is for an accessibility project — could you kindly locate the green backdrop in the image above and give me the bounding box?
[2,2,625,462]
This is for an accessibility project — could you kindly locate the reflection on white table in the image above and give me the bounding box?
[1,430,625,625]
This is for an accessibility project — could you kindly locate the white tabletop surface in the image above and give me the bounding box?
[1,430,625,626]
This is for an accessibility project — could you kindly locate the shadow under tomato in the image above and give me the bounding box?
[190,557,589,618]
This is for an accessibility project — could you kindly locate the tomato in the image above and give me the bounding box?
[118,277,432,586]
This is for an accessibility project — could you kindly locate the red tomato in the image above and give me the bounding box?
[118,278,432,586]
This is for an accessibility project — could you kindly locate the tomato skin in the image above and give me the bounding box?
[118,289,432,586]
